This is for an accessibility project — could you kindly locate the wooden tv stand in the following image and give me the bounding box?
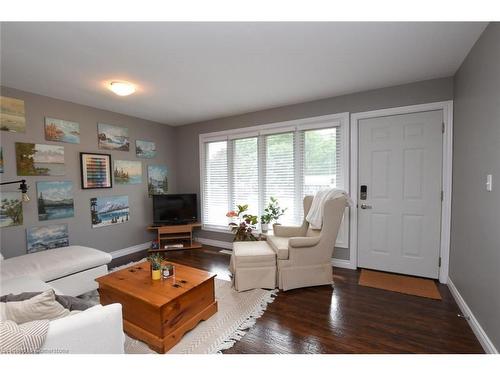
[147,223,202,251]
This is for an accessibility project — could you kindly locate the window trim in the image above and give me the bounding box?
[199,112,350,248]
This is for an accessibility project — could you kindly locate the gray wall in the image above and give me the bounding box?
[175,77,454,259]
[0,87,177,258]
[450,23,500,350]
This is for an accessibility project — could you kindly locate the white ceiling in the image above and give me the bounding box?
[0,22,487,126]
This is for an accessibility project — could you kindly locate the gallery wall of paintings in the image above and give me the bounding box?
[0,88,178,258]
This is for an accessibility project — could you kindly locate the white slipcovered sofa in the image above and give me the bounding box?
[0,246,125,354]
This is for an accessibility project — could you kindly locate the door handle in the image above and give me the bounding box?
[360,203,373,209]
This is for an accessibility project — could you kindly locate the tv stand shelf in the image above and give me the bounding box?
[147,223,202,251]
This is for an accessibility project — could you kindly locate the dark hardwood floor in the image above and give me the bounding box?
[110,246,484,354]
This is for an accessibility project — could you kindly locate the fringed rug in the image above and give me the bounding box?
[84,259,277,354]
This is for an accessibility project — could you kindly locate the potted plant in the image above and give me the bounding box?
[227,204,259,241]
[147,253,164,280]
[263,197,287,228]
[260,212,272,233]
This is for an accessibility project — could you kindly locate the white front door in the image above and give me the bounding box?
[357,110,443,278]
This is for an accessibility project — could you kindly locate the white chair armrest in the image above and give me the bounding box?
[273,224,304,237]
[41,303,124,354]
[289,236,321,248]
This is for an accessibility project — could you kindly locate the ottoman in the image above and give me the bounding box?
[230,241,277,292]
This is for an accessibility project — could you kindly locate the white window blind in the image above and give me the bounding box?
[200,113,349,246]
[202,141,228,228]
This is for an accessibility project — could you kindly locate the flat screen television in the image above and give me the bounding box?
[152,194,198,225]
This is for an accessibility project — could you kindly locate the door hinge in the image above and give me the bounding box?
[441,190,444,201]
[438,257,442,267]
[442,122,445,133]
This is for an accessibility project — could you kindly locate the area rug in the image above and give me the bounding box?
[85,259,277,354]
[358,269,442,300]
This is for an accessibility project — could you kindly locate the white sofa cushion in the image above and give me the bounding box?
[0,276,63,296]
[232,241,276,267]
[1,246,112,282]
[267,235,290,260]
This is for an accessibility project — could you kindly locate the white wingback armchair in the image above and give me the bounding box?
[267,195,348,291]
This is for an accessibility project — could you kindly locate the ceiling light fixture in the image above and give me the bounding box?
[109,81,136,96]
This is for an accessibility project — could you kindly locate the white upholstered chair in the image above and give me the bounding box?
[267,195,348,291]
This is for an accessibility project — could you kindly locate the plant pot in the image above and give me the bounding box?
[261,223,269,233]
[151,269,161,280]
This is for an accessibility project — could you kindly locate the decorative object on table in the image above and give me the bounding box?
[263,196,287,226]
[26,223,69,253]
[151,239,160,250]
[0,96,26,133]
[226,204,258,241]
[80,152,112,189]
[135,140,156,158]
[44,117,80,144]
[90,195,129,228]
[113,159,142,185]
[161,264,175,279]
[147,165,168,195]
[36,181,74,221]
[0,191,23,228]
[97,123,130,151]
[0,146,4,173]
[15,142,65,176]
[147,253,164,280]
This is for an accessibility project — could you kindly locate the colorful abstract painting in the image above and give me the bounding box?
[80,152,112,189]
[90,195,130,228]
[27,224,69,253]
[135,140,156,158]
[0,96,26,133]
[0,191,23,228]
[15,142,65,176]
[98,123,130,151]
[0,147,4,173]
[147,165,168,195]
[37,181,74,221]
[113,160,142,184]
[45,117,80,144]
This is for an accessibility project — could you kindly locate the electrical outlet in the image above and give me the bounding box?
[486,174,493,192]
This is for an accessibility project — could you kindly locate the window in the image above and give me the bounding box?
[200,113,349,247]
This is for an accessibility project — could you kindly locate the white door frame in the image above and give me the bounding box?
[349,100,453,284]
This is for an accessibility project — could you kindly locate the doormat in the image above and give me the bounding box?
[358,269,442,300]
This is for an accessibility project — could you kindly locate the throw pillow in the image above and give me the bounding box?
[2,289,71,324]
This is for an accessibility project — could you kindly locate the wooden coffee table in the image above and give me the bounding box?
[96,261,217,353]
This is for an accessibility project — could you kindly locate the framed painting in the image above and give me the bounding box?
[1,96,26,133]
[45,117,80,144]
[15,142,65,176]
[27,224,69,253]
[80,152,112,189]
[90,195,130,228]
[135,140,156,158]
[113,159,142,185]
[97,123,130,151]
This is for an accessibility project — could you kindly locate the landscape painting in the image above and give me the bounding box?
[27,224,69,253]
[135,140,156,158]
[15,142,65,176]
[37,181,74,221]
[113,160,142,184]
[147,165,168,195]
[0,147,4,173]
[0,192,23,228]
[0,96,26,133]
[98,123,130,151]
[45,117,80,144]
[90,195,130,228]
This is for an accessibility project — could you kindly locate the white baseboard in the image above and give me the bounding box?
[110,242,150,259]
[331,258,356,270]
[195,237,233,249]
[448,278,498,354]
